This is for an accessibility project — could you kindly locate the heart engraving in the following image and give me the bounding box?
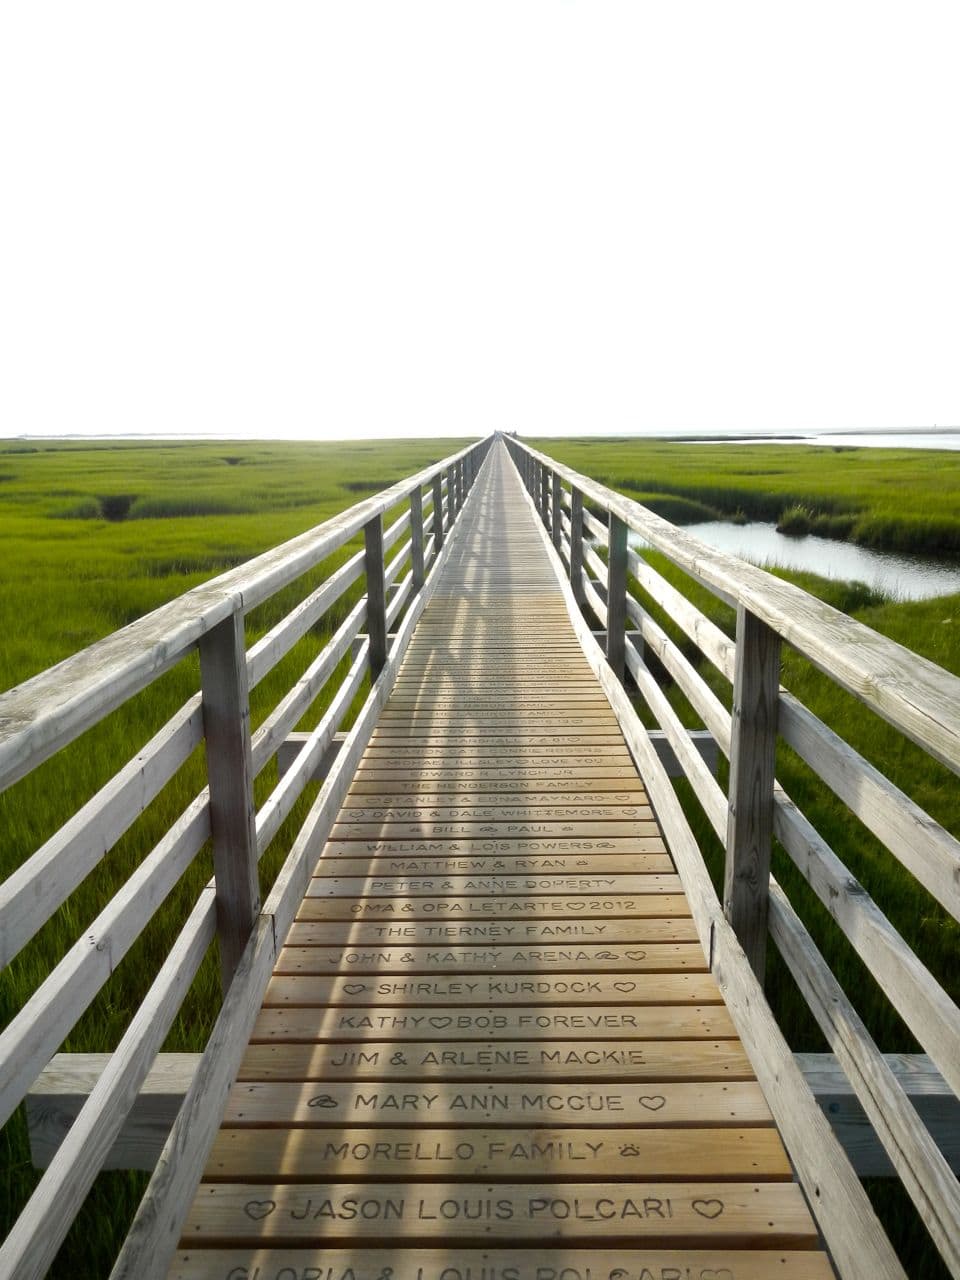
[341,983,367,995]
[638,1094,666,1111]
[692,1198,725,1220]
[613,981,637,993]
[429,1016,452,1029]
[625,950,647,961]
[244,1199,276,1220]
[307,1094,338,1109]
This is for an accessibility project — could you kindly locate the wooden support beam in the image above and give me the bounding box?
[363,514,388,678]
[276,732,347,781]
[570,486,586,606]
[540,465,550,529]
[409,487,425,592]
[551,472,563,551]
[198,613,259,990]
[606,513,628,680]
[431,473,444,552]
[724,606,781,978]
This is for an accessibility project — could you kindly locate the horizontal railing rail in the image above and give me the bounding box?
[0,434,494,1280]
[502,433,960,1280]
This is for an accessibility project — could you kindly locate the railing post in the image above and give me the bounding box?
[198,612,260,991]
[410,486,425,593]
[540,466,550,529]
[551,473,563,552]
[432,473,445,552]
[724,605,781,978]
[364,514,388,679]
[606,514,628,680]
[570,486,586,606]
[457,458,464,509]
[447,466,456,528]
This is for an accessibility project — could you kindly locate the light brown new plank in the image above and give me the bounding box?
[318,836,668,857]
[262,971,720,1007]
[303,874,681,897]
[249,1004,738,1043]
[327,822,661,839]
[352,766,642,783]
[179,1180,818,1247]
[340,790,648,809]
[206,1125,790,1180]
[168,1247,834,1280]
[220,1080,770,1128]
[273,942,707,975]
[335,802,652,822]
[295,894,691,922]
[237,1038,754,1083]
[284,918,701,946]
[310,853,675,875]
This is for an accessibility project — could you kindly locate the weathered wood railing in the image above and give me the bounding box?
[503,434,960,1280]
[0,435,492,1280]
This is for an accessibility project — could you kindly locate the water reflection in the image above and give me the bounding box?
[632,521,960,601]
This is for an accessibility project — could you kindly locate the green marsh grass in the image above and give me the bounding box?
[532,435,960,554]
[0,437,469,1277]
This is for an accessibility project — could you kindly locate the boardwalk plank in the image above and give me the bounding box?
[169,1247,834,1280]
[273,942,707,974]
[237,1039,755,1082]
[179,1180,818,1247]
[220,1080,771,1127]
[249,1004,738,1043]
[206,1126,790,1179]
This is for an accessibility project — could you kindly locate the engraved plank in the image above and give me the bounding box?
[206,1125,790,1180]
[384,695,612,706]
[334,805,652,823]
[249,1004,737,1043]
[341,791,647,809]
[351,769,642,785]
[262,972,721,1007]
[179,1180,818,1247]
[319,838,668,858]
[273,942,707,975]
[237,1039,754,1083]
[311,854,675,876]
[285,919,700,946]
[376,714,619,726]
[370,730,626,742]
[328,823,659,840]
[368,734,627,745]
[296,895,691,922]
[385,703,612,714]
[362,743,633,756]
[303,875,681,897]
[221,1080,770,1127]
[169,1249,835,1280]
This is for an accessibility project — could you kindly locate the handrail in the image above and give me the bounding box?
[0,432,494,1280]
[501,432,960,1280]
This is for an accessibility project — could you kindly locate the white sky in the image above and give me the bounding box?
[2,2,958,442]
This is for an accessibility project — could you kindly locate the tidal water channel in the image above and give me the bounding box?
[632,522,960,601]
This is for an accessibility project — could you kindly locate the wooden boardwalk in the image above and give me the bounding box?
[170,448,834,1278]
